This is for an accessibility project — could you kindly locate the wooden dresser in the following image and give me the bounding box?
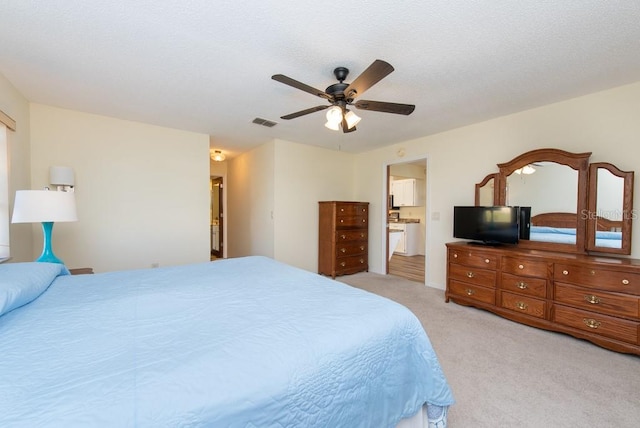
[446,241,640,355]
[318,201,369,278]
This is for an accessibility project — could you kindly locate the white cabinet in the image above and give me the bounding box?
[391,178,423,207]
[389,223,420,256]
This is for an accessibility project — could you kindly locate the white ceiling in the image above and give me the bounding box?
[2,1,640,156]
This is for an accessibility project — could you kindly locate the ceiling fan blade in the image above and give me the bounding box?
[280,105,329,120]
[354,100,415,115]
[343,60,394,99]
[272,74,331,100]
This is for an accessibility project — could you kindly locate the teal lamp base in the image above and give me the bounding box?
[36,222,64,264]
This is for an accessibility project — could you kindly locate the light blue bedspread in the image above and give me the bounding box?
[0,256,453,427]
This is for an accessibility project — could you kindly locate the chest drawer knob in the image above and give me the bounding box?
[516,301,528,310]
[340,261,346,267]
[485,258,490,264]
[518,264,524,270]
[622,279,630,285]
[590,270,596,275]
[360,245,365,251]
[453,253,458,258]
[465,288,475,296]
[340,248,346,253]
[360,233,365,238]
[584,295,601,304]
[340,234,346,239]
[562,270,569,275]
[359,258,365,264]
[466,271,475,278]
[517,281,528,289]
[583,318,601,329]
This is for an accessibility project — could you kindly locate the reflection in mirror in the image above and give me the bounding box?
[506,162,578,244]
[475,173,497,206]
[586,162,634,254]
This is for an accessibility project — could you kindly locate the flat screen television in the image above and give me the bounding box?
[453,206,522,245]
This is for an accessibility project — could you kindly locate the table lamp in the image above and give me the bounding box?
[11,190,78,264]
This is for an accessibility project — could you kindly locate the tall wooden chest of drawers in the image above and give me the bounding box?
[446,241,640,355]
[318,201,369,278]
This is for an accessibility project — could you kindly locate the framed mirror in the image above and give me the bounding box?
[496,148,591,253]
[586,162,634,254]
[475,173,499,206]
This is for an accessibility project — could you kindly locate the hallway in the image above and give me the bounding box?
[389,254,425,283]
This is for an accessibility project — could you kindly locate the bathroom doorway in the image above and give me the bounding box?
[210,176,223,259]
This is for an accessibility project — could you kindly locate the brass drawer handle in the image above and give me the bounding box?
[584,295,601,304]
[360,245,365,251]
[340,248,346,253]
[562,270,569,275]
[465,288,475,296]
[590,270,596,275]
[622,279,630,285]
[485,258,490,264]
[515,301,528,310]
[466,271,475,278]
[516,281,528,289]
[583,318,601,329]
[340,234,346,239]
[359,258,365,264]
[518,264,524,270]
[340,261,346,267]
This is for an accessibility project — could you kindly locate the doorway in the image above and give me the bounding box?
[385,158,427,283]
[210,176,223,259]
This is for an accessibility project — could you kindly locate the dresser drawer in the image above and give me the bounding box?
[335,254,367,273]
[449,263,496,288]
[448,279,495,305]
[554,263,640,295]
[335,242,367,257]
[448,248,498,269]
[336,215,368,228]
[336,230,367,242]
[553,304,639,344]
[336,203,368,217]
[555,282,639,319]
[502,256,548,278]
[500,273,547,298]
[500,291,546,319]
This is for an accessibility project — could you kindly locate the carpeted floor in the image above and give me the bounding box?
[337,272,640,428]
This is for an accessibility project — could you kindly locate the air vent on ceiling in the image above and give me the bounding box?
[252,117,277,128]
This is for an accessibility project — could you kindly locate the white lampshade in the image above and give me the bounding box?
[324,121,341,131]
[11,190,78,223]
[325,106,343,125]
[344,110,361,129]
[49,166,75,186]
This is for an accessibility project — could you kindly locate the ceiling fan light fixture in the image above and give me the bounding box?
[344,110,361,129]
[325,106,343,125]
[324,120,341,131]
[210,150,226,162]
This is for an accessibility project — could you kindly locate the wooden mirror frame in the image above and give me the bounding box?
[496,148,591,253]
[474,173,500,206]
[586,162,634,255]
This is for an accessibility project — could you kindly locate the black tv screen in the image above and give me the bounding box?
[453,206,520,245]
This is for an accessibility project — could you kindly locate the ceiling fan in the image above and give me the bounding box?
[271,59,415,133]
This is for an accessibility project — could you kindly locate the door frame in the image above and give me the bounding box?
[381,155,430,284]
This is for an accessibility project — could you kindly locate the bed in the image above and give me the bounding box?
[0,256,454,427]
[529,212,622,248]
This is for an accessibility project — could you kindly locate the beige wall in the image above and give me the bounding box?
[354,81,640,290]
[0,73,33,261]
[273,139,355,271]
[29,104,211,272]
[227,141,275,258]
